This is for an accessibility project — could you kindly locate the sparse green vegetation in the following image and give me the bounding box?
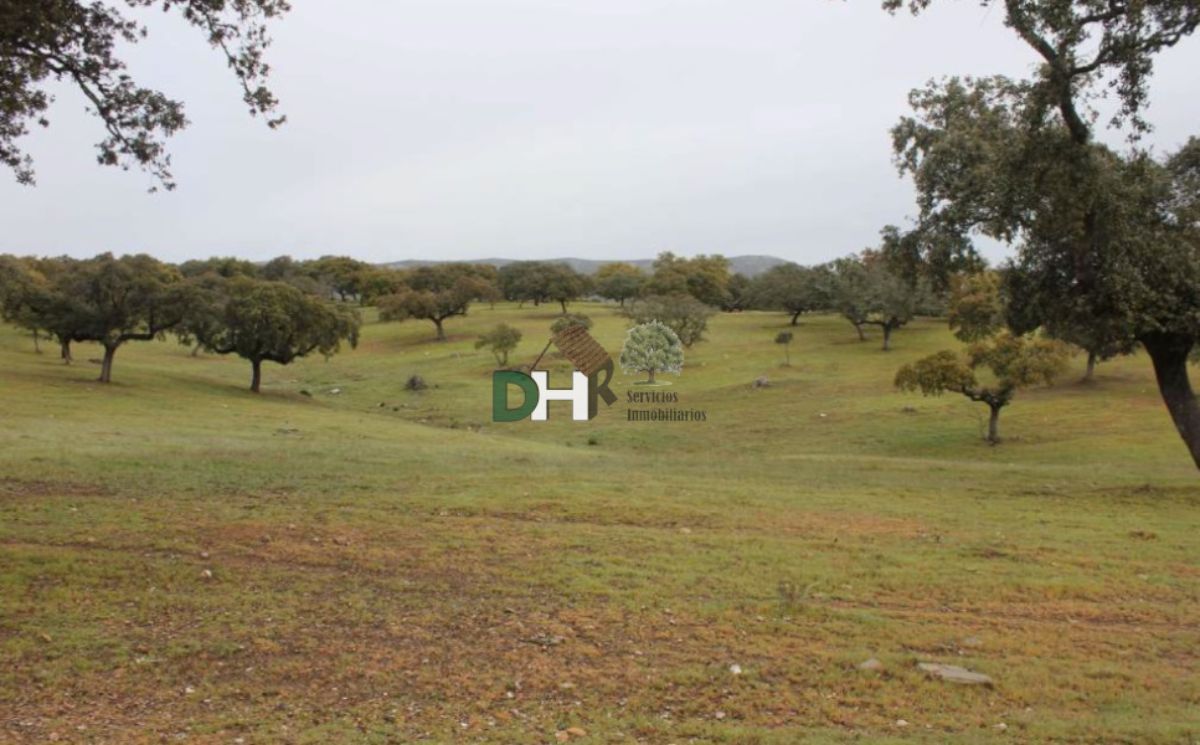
[1,301,1196,743]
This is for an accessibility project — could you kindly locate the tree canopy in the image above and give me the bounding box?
[620,320,684,384]
[646,252,732,307]
[948,271,1006,343]
[378,264,496,341]
[829,254,936,350]
[896,332,1070,443]
[888,0,1200,465]
[750,263,832,325]
[21,253,194,382]
[189,276,359,392]
[475,323,522,367]
[1,0,290,189]
[625,293,715,348]
[594,262,646,306]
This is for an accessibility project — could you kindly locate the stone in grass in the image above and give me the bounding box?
[753,376,770,388]
[918,662,993,686]
[858,657,884,672]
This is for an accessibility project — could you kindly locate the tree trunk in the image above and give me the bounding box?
[1082,351,1097,382]
[1143,333,1200,470]
[98,344,117,383]
[434,318,446,341]
[881,325,892,351]
[987,404,1002,445]
[192,342,203,358]
[60,339,72,365]
[250,359,263,393]
[559,299,568,314]
[648,368,656,384]
[790,311,802,326]
[32,330,41,353]
[853,322,866,342]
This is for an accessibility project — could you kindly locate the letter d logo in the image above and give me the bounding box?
[492,371,539,422]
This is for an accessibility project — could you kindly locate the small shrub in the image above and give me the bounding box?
[475,323,523,367]
[551,313,592,334]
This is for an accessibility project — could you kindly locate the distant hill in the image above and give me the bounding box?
[380,255,790,277]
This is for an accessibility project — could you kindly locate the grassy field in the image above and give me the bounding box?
[1,302,1197,744]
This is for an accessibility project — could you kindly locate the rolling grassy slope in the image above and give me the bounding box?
[1,303,1196,743]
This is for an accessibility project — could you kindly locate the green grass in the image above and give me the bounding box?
[1,303,1197,744]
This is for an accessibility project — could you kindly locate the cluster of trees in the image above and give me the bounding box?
[0,253,361,391]
[878,0,1200,467]
[744,250,943,350]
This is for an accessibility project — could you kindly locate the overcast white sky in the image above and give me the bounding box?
[2,0,1197,266]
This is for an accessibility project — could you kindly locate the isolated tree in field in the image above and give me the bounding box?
[595,262,646,306]
[775,330,794,366]
[647,252,732,307]
[625,294,715,348]
[550,313,592,334]
[189,277,359,392]
[620,321,684,384]
[896,333,1070,444]
[751,263,831,325]
[378,265,494,341]
[887,1,1200,467]
[948,271,1005,342]
[475,324,522,367]
[1,0,289,189]
[43,253,193,383]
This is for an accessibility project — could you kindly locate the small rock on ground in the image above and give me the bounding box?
[918,662,993,685]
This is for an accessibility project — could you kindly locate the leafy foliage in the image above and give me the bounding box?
[21,253,194,382]
[188,277,359,392]
[1,0,290,189]
[550,313,592,334]
[829,254,937,350]
[625,294,715,348]
[497,261,586,310]
[646,252,732,307]
[722,273,752,312]
[378,264,497,340]
[594,263,646,306]
[948,271,1005,342]
[619,320,684,383]
[887,0,1200,465]
[750,264,832,325]
[475,323,522,367]
[774,330,794,366]
[896,332,1070,442]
